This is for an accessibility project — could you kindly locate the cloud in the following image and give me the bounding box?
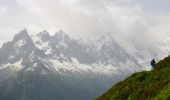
[0,0,170,46]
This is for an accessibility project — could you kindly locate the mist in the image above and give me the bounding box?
[0,0,170,46]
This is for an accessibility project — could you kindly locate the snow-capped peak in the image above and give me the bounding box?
[100,33,115,43]
[14,39,26,48]
[37,30,51,42]
[0,29,144,80]
[55,30,69,39]
[13,29,30,41]
[0,29,156,100]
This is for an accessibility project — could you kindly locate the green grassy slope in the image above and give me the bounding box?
[97,55,170,100]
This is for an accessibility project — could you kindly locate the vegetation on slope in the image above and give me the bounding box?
[97,55,170,100]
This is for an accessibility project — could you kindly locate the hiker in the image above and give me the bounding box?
[151,59,156,68]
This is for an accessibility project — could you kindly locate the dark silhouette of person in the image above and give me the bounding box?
[151,59,156,68]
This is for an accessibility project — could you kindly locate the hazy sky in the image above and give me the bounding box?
[0,0,170,46]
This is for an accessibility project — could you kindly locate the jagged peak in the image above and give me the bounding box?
[55,30,69,39]
[98,33,118,46]
[36,30,51,42]
[11,29,35,50]
[37,30,50,37]
[13,29,31,42]
[78,38,95,47]
[101,33,114,42]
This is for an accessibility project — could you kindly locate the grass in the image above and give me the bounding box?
[97,55,170,100]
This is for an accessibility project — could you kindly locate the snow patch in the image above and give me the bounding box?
[45,48,53,55]
[14,39,26,48]
[0,59,23,71]
[50,58,119,76]
[12,59,23,71]
[0,63,10,70]
[58,39,68,48]
[26,63,37,72]
[9,55,15,59]
[32,35,53,55]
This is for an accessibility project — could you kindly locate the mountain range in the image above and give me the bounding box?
[0,29,168,100]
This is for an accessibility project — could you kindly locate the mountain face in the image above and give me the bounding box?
[0,29,143,100]
[97,55,170,100]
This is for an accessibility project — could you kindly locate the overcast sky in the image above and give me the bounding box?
[0,0,170,46]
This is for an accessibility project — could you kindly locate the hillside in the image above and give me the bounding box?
[97,55,170,100]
